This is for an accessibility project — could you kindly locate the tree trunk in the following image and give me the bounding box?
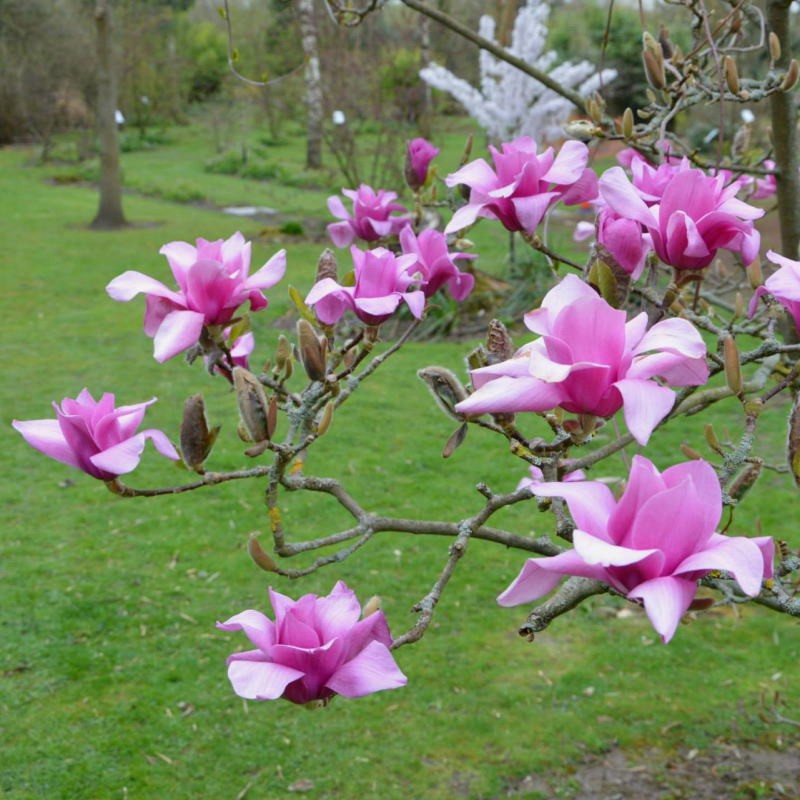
[417,15,433,139]
[767,0,800,260]
[297,0,323,170]
[91,0,127,230]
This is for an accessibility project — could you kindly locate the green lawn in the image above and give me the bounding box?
[1,123,798,800]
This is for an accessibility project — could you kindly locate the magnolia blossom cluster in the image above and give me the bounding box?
[13,390,178,481]
[445,137,598,236]
[106,232,286,362]
[217,581,407,704]
[591,150,763,274]
[456,275,709,445]
[501,456,774,643]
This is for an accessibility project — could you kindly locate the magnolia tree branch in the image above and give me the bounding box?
[517,577,608,638]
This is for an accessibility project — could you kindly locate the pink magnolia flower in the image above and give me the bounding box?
[217,581,407,704]
[13,389,178,481]
[398,226,475,301]
[305,246,426,326]
[576,207,652,279]
[455,275,709,445]
[106,233,286,362]
[405,137,440,190]
[749,250,800,330]
[749,159,777,201]
[326,185,409,248]
[444,137,598,235]
[498,455,774,643]
[599,165,763,270]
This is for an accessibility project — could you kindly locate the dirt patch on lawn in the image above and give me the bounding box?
[502,742,800,799]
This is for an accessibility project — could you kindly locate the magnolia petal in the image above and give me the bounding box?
[614,378,675,445]
[325,640,407,698]
[497,552,609,607]
[326,194,350,221]
[227,657,304,700]
[217,610,276,652]
[12,418,82,471]
[444,158,497,191]
[599,166,657,228]
[247,249,287,291]
[152,309,206,362]
[634,316,707,359]
[661,459,722,535]
[675,535,767,596]
[327,221,356,249]
[543,140,590,186]
[141,428,180,461]
[628,351,709,386]
[454,375,563,415]
[403,290,427,319]
[512,192,558,234]
[106,271,184,306]
[572,529,660,567]
[89,434,145,476]
[627,575,697,643]
[313,581,362,641]
[444,202,485,234]
[526,480,616,539]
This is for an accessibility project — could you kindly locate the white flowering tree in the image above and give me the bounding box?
[419,0,617,143]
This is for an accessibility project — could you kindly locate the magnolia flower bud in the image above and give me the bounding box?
[642,32,666,90]
[723,336,743,396]
[724,56,740,95]
[316,401,334,437]
[233,366,271,443]
[621,107,635,140]
[781,59,800,92]
[787,392,800,487]
[486,319,514,364]
[728,459,763,502]
[704,423,724,454]
[297,319,328,382]
[769,31,782,64]
[248,534,278,572]
[417,366,469,420]
[180,394,220,473]
[275,334,292,373]
[316,248,338,284]
[746,259,764,289]
[680,443,703,460]
[442,422,468,458]
[361,595,382,617]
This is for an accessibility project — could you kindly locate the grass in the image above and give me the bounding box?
[1,120,799,800]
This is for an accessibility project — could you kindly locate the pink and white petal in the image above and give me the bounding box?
[675,535,768,596]
[660,460,721,534]
[528,481,616,538]
[572,529,660,567]
[354,295,402,318]
[327,194,351,220]
[12,418,82,470]
[106,271,184,305]
[599,167,657,228]
[313,582,362,641]
[444,158,497,191]
[633,316,707,359]
[524,274,598,335]
[140,429,180,461]
[90,434,148,476]
[327,221,356,249]
[613,378,675,445]
[497,552,610,607]
[470,353,539,389]
[558,168,599,206]
[628,351,709,386]
[217,609,276,651]
[402,290,427,319]
[247,249,287,291]
[543,140,590,185]
[444,202,485,234]
[325,641,407,698]
[454,375,563,415]
[226,657,304,700]
[511,192,559,234]
[152,310,206,362]
[628,575,697,643]
[159,241,199,289]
